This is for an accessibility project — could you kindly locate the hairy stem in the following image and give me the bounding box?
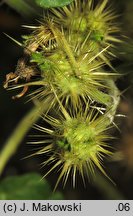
[50,25,80,76]
[59,33,80,76]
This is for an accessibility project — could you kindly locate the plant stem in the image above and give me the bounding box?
[0,97,51,175]
[50,24,80,76]
[59,33,80,76]
[4,0,38,18]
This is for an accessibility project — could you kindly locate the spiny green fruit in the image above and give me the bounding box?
[5,0,120,106]
[4,0,121,190]
[50,0,121,63]
[20,0,120,107]
[30,50,114,107]
[32,104,113,189]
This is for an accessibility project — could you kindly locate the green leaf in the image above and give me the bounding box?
[35,0,74,8]
[31,52,44,64]
[0,173,63,200]
[31,52,56,72]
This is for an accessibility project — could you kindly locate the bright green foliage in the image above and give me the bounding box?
[0,173,63,200]
[35,0,74,8]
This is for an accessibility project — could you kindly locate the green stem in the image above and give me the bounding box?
[0,97,51,175]
[50,25,79,76]
[4,0,38,18]
[59,33,80,75]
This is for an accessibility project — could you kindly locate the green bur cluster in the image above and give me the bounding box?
[6,0,121,188]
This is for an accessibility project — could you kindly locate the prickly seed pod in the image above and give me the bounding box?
[22,0,120,61]
[30,49,114,108]
[31,104,113,189]
[50,0,121,62]
[22,0,120,104]
[5,0,120,103]
[3,0,121,191]
[23,19,59,54]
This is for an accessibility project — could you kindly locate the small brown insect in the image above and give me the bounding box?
[4,57,38,99]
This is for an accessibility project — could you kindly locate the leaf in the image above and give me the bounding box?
[0,173,63,200]
[31,52,44,64]
[31,52,56,72]
[35,0,74,8]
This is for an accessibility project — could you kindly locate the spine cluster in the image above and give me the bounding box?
[5,0,121,188]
